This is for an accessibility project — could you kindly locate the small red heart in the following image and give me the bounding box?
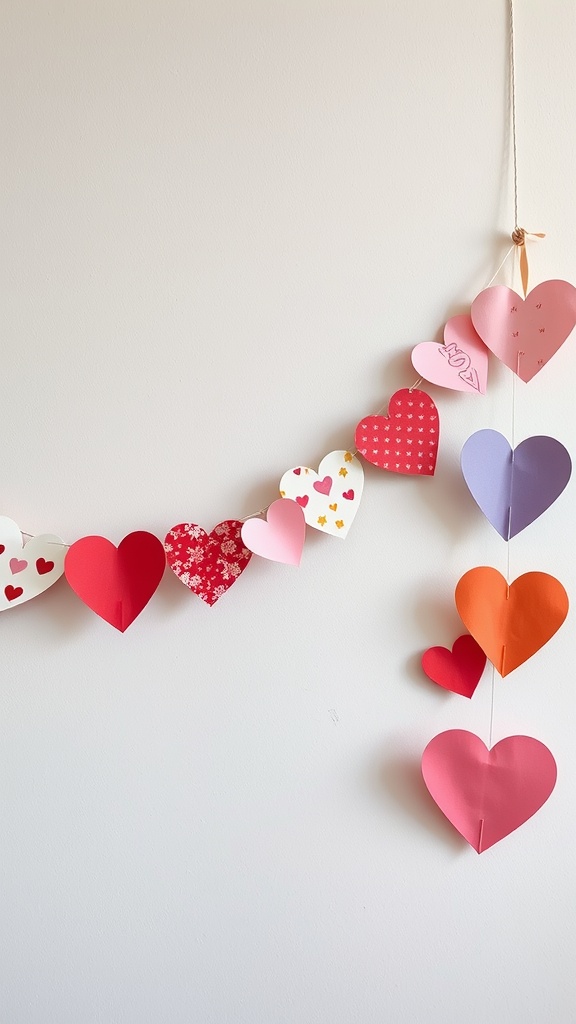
[293,468,301,475]
[295,495,309,508]
[5,585,23,602]
[313,476,332,496]
[421,634,487,698]
[0,545,5,555]
[342,489,354,500]
[36,557,55,575]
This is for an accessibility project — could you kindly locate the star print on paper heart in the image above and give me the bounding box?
[278,451,364,538]
[164,520,252,606]
[354,388,439,476]
[0,516,66,611]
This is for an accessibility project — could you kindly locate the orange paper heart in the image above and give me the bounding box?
[455,567,568,676]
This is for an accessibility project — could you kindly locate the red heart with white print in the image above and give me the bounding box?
[471,280,576,382]
[279,451,364,539]
[354,388,439,475]
[164,520,252,606]
[0,516,66,612]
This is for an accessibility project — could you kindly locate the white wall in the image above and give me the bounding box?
[2,2,575,1021]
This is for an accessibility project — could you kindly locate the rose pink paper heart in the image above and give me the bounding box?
[0,516,65,611]
[422,730,557,852]
[164,520,252,606]
[471,280,576,382]
[411,314,488,394]
[279,451,364,539]
[241,499,306,566]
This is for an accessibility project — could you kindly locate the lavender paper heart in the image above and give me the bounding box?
[461,429,572,539]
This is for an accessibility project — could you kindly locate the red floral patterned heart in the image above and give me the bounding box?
[164,520,252,606]
[354,388,439,476]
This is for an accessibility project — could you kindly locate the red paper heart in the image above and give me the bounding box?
[421,634,486,698]
[164,520,252,606]
[64,532,166,632]
[342,489,354,500]
[0,545,5,555]
[296,495,309,508]
[354,388,439,476]
[5,585,23,601]
[422,730,557,852]
[36,557,55,575]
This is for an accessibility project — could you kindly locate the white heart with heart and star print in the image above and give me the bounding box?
[279,450,364,539]
[0,516,66,610]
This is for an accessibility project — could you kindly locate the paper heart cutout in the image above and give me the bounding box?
[421,634,486,698]
[471,280,576,382]
[422,730,557,852]
[241,499,305,566]
[65,532,166,632]
[0,516,66,611]
[461,430,572,539]
[164,520,252,606]
[455,567,568,676]
[354,389,439,476]
[279,451,363,538]
[411,315,488,394]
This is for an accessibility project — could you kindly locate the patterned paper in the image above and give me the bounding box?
[0,516,65,611]
[411,314,488,394]
[279,451,363,538]
[164,520,252,605]
[354,388,439,476]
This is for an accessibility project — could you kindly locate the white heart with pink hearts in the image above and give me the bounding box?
[0,516,66,610]
[279,450,364,539]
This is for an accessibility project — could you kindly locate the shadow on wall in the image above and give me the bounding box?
[375,748,467,855]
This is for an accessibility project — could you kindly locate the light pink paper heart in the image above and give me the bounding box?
[411,314,488,393]
[471,280,576,382]
[241,499,306,566]
[422,730,557,852]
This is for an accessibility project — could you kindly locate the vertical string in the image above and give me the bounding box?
[509,0,519,231]
[490,0,519,747]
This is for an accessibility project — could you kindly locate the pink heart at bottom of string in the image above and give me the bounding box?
[422,730,557,852]
[241,499,306,566]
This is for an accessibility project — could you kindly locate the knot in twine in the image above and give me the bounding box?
[510,226,545,295]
